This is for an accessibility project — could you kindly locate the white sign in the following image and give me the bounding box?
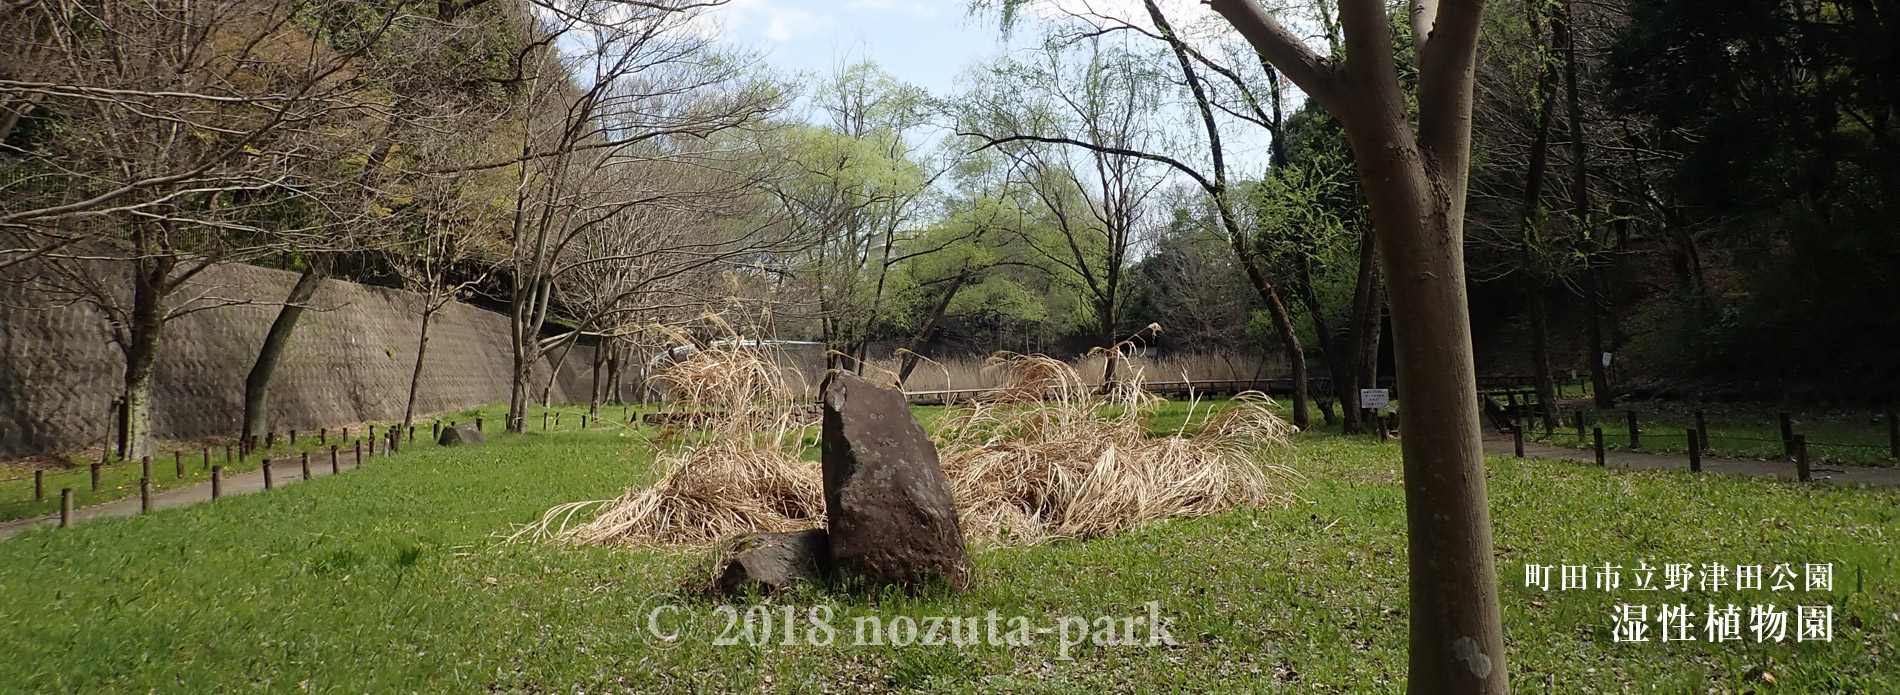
[1359,388,1391,410]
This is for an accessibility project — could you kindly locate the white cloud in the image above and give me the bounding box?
[720,0,835,42]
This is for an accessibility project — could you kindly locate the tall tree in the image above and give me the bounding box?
[959,36,1175,386]
[484,0,782,433]
[1203,0,1510,691]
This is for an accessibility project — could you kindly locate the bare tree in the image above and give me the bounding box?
[480,0,785,432]
[1,0,421,459]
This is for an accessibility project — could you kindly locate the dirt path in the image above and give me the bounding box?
[1481,435,1900,486]
[0,447,372,540]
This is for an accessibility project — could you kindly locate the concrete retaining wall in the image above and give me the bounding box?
[0,261,598,458]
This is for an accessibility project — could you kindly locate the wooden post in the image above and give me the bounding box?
[34,470,44,501]
[90,463,100,491]
[1512,425,1524,458]
[203,447,211,471]
[1888,410,1898,460]
[330,445,339,475]
[1625,410,1640,449]
[212,466,223,499]
[1593,427,1605,467]
[175,451,184,479]
[408,425,415,442]
[1377,414,1388,442]
[289,429,297,445]
[141,455,152,481]
[1687,429,1702,472]
[342,426,349,441]
[301,451,311,480]
[266,431,276,449]
[320,427,327,443]
[355,440,362,465]
[1779,412,1794,457]
[475,417,483,432]
[432,421,440,440]
[542,412,549,431]
[139,477,151,513]
[1575,411,1586,446]
[1794,434,1810,482]
[262,458,274,490]
[59,488,72,528]
[367,432,375,457]
[225,444,234,465]
[1694,410,1709,451]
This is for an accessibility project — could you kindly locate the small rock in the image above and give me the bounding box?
[712,529,830,595]
[437,422,486,446]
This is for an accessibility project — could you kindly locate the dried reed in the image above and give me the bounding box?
[515,343,1295,550]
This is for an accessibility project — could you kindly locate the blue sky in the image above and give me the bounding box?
[712,0,1017,98]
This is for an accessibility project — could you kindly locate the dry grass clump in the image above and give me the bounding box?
[520,441,822,547]
[516,344,1295,550]
[937,355,1295,545]
[510,330,824,548]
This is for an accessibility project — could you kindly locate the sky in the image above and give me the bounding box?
[702,0,1292,176]
[708,0,1237,98]
[711,0,1012,98]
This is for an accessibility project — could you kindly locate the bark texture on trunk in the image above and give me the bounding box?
[242,258,330,442]
[1344,116,1506,695]
[118,260,167,461]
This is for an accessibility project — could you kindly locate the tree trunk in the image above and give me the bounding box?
[898,273,969,385]
[402,306,436,433]
[117,259,168,461]
[242,259,329,443]
[1294,254,1344,428]
[1556,0,1611,410]
[1341,224,1385,430]
[1204,2,1508,686]
[508,338,532,433]
[540,331,581,407]
[1528,293,1559,430]
[1341,101,1508,695]
[588,337,604,418]
[605,339,623,405]
[1262,290,1310,430]
[1517,38,1562,432]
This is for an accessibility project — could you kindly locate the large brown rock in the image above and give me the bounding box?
[820,372,971,591]
[711,529,830,596]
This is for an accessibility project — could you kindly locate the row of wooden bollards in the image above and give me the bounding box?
[48,414,508,528]
[1510,423,1816,482]
[57,433,401,528]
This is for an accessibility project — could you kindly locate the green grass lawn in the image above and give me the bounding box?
[0,401,1894,693]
